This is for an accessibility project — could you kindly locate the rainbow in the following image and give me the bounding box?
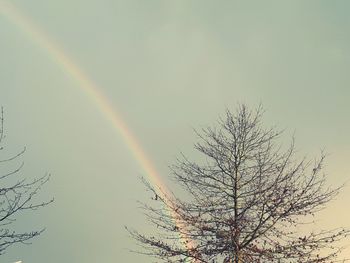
[0,0,168,201]
[0,1,196,261]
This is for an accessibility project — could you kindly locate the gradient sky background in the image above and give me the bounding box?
[1,1,350,262]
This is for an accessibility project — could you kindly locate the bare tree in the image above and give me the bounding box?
[0,107,53,255]
[127,105,349,263]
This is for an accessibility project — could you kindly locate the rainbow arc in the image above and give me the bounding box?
[0,1,195,261]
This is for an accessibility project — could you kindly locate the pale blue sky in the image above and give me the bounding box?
[1,1,350,262]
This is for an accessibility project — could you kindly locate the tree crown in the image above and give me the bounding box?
[128,105,348,263]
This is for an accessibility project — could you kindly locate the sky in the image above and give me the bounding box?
[1,1,350,262]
